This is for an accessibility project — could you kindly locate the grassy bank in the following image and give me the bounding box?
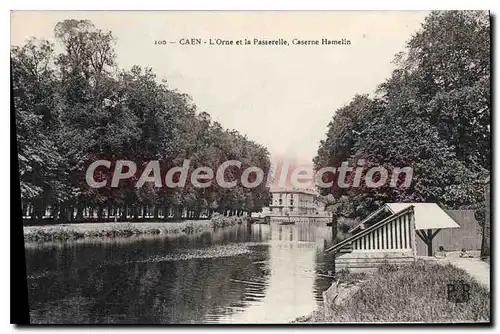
[24,213,246,243]
[297,261,490,323]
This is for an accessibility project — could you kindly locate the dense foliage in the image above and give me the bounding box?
[314,11,490,220]
[13,19,271,222]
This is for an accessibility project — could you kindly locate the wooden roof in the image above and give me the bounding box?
[386,203,459,230]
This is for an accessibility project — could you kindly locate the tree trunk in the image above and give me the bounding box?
[163,206,169,221]
[30,202,36,220]
[173,207,181,220]
[121,205,127,221]
[68,207,74,222]
[32,201,44,220]
[97,207,104,220]
[76,204,84,221]
[133,206,139,220]
[58,205,65,223]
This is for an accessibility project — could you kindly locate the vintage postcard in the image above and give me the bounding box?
[11,10,491,324]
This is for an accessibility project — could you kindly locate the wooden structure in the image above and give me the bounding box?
[417,210,481,255]
[326,203,461,270]
[327,205,417,270]
[482,176,491,261]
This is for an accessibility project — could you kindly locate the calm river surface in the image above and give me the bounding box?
[25,221,335,324]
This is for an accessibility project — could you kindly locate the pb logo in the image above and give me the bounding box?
[447,280,470,303]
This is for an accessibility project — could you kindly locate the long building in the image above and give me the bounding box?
[258,187,328,217]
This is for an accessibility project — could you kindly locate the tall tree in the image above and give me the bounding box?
[314,11,490,220]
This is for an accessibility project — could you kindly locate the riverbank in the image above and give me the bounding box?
[24,214,246,243]
[295,260,490,323]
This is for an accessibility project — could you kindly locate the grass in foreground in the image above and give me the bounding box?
[303,261,490,323]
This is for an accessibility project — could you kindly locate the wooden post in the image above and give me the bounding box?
[332,251,336,274]
[427,229,433,256]
[482,177,490,260]
[331,215,338,242]
[410,210,417,259]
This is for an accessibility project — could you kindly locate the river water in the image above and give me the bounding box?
[25,221,335,324]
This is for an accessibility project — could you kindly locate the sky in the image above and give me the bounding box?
[11,11,431,165]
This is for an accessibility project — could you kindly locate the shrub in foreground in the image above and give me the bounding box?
[210,213,245,228]
[327,261,489,323]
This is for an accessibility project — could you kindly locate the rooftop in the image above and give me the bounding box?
[349,202,461,234]
[270,187,319,196]
[386,203,460,230]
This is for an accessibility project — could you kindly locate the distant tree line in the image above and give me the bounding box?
[12,19,271,222]
[314,11,490,223]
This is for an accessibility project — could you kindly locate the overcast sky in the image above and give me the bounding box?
[11,11,430,165]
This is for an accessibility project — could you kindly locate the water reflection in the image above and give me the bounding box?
[25,221,335,324]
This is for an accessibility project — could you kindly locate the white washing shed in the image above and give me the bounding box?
[326,203,463,269]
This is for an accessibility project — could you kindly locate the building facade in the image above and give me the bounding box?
[258,188,327,217]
